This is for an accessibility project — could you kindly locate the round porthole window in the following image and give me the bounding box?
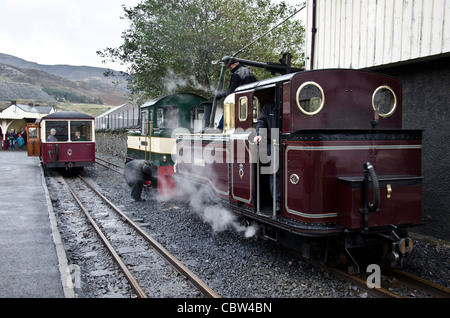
[296,81,325,116]
[372,86,397,118]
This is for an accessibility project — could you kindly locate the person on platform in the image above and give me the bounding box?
[124,160,153,201]
[8,129,16,151]
[16,134,25,151]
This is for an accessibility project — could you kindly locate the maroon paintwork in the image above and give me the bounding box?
[38,111,95,169]
[288,70,402,130]
[284,138,422,228]
[175,69,423,238]
[41,142,95,168]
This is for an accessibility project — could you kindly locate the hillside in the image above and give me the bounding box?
[0,53,130,106]
[0,53,128,86]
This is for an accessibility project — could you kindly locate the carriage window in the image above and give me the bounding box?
[156,107,179,128]
[239,97,248,122]
[46,121,68,142]
[141,110,149,135]
[372,86,397,117]
[70,121,92,141]
[28,127,38,139]
[296,81,325,116]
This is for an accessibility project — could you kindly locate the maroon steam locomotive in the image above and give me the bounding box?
[174,58,423,271]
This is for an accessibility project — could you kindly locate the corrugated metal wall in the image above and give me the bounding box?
[305,0,450,70]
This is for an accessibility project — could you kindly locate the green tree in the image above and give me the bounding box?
[98,0,305,100]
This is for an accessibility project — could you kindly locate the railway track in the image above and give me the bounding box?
[60,173,219,298]
[96,156,449,298]
[93,155,449,298]
[95,157,124,174]
[323,263,450,298]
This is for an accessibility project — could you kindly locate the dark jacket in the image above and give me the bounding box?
[217,64,257,99]
[256,101,277,144]
[124,160,153,201]
[8,131,16,141]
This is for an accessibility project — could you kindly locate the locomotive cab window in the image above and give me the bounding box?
[296,81,325,116]
[141,110,148,135]
[239,97,248,122]
[372,86,397,117]
[191,106,205,133]
[70,121,92,141]
[45,121,68,142]
[156,107,179,128]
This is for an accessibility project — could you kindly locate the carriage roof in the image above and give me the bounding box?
[42,111,94,120]
[140,93,207,109]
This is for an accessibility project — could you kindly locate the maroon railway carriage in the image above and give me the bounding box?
[174,68,423,270]
[27,111,95,169]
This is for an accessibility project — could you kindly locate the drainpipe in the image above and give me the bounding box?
[310,0,317,70]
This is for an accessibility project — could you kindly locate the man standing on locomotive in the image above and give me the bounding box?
[215,57,257,129]
[124,160,153,201]
[216,57,258,99]
[254,100,282,212]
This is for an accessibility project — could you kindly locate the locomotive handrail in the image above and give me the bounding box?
[366,163,380,213]
[360,162,381,233]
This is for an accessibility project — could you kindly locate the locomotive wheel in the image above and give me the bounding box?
[326,249,347,268]
[325,242,348,268]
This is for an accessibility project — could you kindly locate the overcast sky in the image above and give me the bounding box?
[0,0,306,72]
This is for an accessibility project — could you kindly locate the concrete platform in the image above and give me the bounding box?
[0,150,74,298]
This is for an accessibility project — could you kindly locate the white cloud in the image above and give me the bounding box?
[0,0,140,71]
[0,0,306,71]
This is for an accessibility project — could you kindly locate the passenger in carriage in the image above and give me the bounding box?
[253,99,282,212]
[46,128,57,142]
[73,130,86,141]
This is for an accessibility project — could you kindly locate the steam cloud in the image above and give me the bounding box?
[163,69,215,94]
[157,153,259,239]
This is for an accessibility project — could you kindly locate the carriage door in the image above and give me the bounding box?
[27,123,40,156]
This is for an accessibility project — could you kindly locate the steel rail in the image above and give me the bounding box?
[95,158,124,174]
[60,176,148,298]
[326,266,403,298]
[383,268,450,298]
[77,175,220,298]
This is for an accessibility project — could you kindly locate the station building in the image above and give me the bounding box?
[0,101,54,150]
